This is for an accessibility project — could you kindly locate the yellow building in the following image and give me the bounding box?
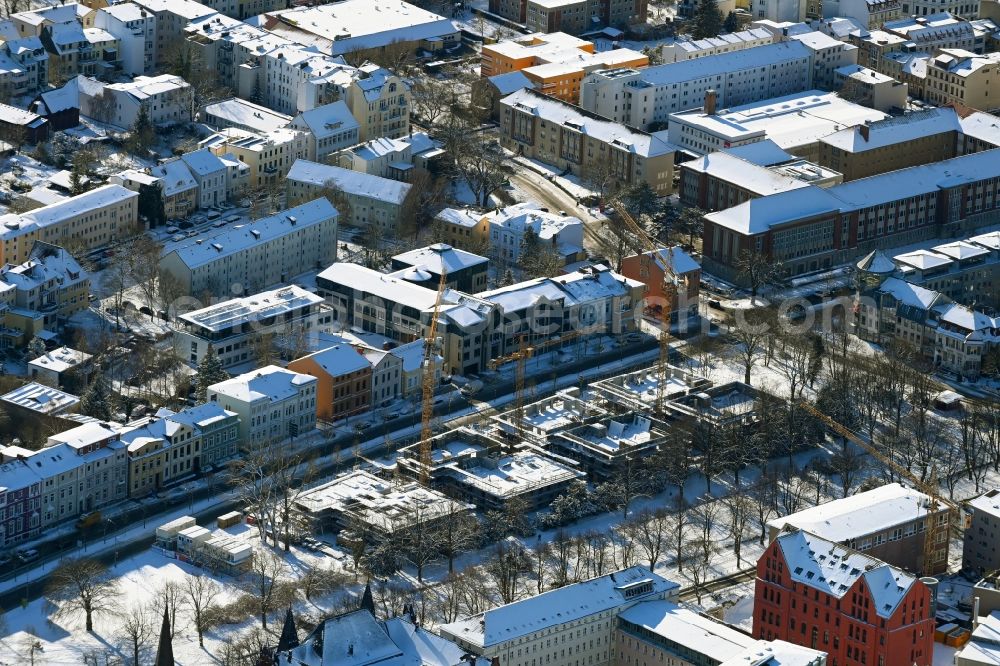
[482,32,648,103]
[926,48,1000,110]
[433,208,491,253]
[203,127,310,190]
[0,185,139,266]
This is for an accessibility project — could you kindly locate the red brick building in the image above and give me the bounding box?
[620,247,700,323]
[754,530,934,666]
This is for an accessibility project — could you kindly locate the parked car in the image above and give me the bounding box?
[16,548,39,563]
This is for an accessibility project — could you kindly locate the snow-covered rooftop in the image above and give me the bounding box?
[151,160,197,197]
[0,185,137,240]
[180,285,323,333]
[203,98,292,134]
[392,243,487,276]
[682,152,812,197]
[874,276,941,309]
[287,160,411,205]
[28,346,91,375]
[295,344,370,378]
[618,601,754,662]
[291,100,359,140]
[767,482,933,543]
[0,381,79,414]
[820,108,961,153]
[440,567,678,647]
[208,365,316,404]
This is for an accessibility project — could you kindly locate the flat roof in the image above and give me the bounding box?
[1,381,79,414]
[180,285,323,333]
[203,97,292,133]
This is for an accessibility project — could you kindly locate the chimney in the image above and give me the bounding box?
[974,596,981,628]
[859,122,870,142]
[704,89,717,115]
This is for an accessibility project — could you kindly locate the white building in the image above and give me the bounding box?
[207,365,317,448]
[130,0,216,70]
[28,346,91,387]
[158,198,338,297]
[822,0,904,28]
[201,97,292,135]
[790,30,860,88]
[94,3,156,76]
[285,160,411,231]
[749,0,809,22]
[335,132,442,180]
[661,28,776,62]
[581,40,815,130]
[486,202,585,266]
[440,567,680,663]
[80,73,193,128]
[179,149,229,209]
[287,100,360,162]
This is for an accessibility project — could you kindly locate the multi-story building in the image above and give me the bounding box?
[158,198,338,297]
[964,488,1000,574]
[119,403,239,497]
[754,529,934,666]
[40,21,119,83]
[581,41,816,130]
[196,0,283,20]
[333,132,443,181]
[818,108,961,181]
[287,345,371,422]
[285,160,411,232]
[179,149,230,209]
[357,345,403,408]
[892,233,1000,308]
[34,422,129,525]
[499,88,676,195]
[483,202,586,267]
[662,28,776,62]
[201,127,310,189]
[925,48,1000,109]
[834,64,909,111]
[93,2,156,76]
[0,36,48,99]
[822,0,903,27]
[0,457,43,547]
[766,482,950,575]
[390,244,489,294]
[490,0,648,34]
[28,346,92,389]
[287,101,360,163]
[440,566,679,661]
[79,74,193,129]
[258,0,459,59]
[958,109,1000,154]
[344,65,411,141]
[620,247,701,323]
[129,0,216,70]
[433,208,493,254]
[701,148,1000,281]
[149,160,198,219]
[173,285,336,369]
[0,185,138,265]
[201,97,292,135]
[0,242,89,338]
[207,365,317,448]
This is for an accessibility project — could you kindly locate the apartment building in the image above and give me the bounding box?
[484,201,586,266]
[344,65,411,141]
[40,21,119,83]
[390,243,489,294]
[581,41,816,130]
[893,233,1000,308]
[201,97,292,135]
[767,482,950,575]
[822,0,903,28]
[0,242,89,339]
[754,529,934,666]
[119,403,239,497]
[201,127,309,189]
[288,345,371,422]
[662,28,775,62]
[615,602,827,666]
[207,365,317,448]
[490,0,647,34]
[358,345,403,407]
[149,160,198,218]
[129,0,216,70]
[958,109,1000,154]
[196,0,283,20]
[334,132,443,181]
[32,422,129,526]
[0,36,48,100]
[964,489,1000,573]
[285,160,411,232]
[925,48,1000,109]
[620,247,701,322]
[835,64,909,111]
[499,88,676,195]
[433,208,492,254]
[701,148,1000,281]
[0,457,43,547]
[28,346,92,389]
[173,285,336,369]
[159,198,338,297]
[440,566,679,662]
[287,101,360,163]
[482,32,647,103]
[0,184,138,266]
[93,2,156,75]
[259,0,459,58]
[817,107,962,181]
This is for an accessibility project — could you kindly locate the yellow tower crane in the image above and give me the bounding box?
[418,268,448,486]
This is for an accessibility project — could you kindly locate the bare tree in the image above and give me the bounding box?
[243,549,287,630]
[691,502,721,565]
[441,117,514,207]
[730,309,769,385]
[723,494,753,568]
[46,558,119,632]
[435,503,480,573]
[735,249,781,303]
[116,602,154,666]
[151,580,182,639]
[183,574,222,648]
[633,508,671,571]
[484,540,529,605]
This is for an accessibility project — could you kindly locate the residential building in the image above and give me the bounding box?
[892,233,1000,308]
[883,13,977,52]
[390,243,489,294]
[0,185,138,266]
[679,143,842,211]
[489,0,648,35]
[357,345,403,407]
[440,566,679,660]
[551,412,668,479]
[119,403,239,497]
[615,601,827,666]
[499,89,676,196]
[790,30,861,89]
[925,48,1000,109]
[259,0,460,58]
[620,247,701,322]
[149,159,198,219]
[0,241,90,338]
[344,65,411,141]
[677,0,737,18]
[905,0,981,17]
[201,98,292,135]
[285,160,411,232]
[0,102,48,144]
[666,90,887,161]
[28,346,92,389]
[196,0,284,20]
[158,198,338,297]
[482,32,647,103]
[79,73,193,129]
[129,0,216,70]
[958,109,1000,154]
[956,612,1000,666]
[93,2,156,75]
[0,458,42,547]
[40,20,119,82]
[834,64,908,111]
[817,107,962,181]
[964,488,1000,573]
[766,482,950,574]
[30,422,129,526]
[207,365,316,448]
[292,469,471,540]
[754,529,934,666]
[822,0,904,27]
[178,149,230,209]
[484,202,586,267]
[287,344,372,422]
[201,127,310,189]
[0,382,80,426]
[662,28,776,62]
[333,132,443,181]
[173,285,335,369]
[580,41,815,130]
[287,100,360,162]
[432,207,492,253]
[701,148,1000,281]
[0,36,48,100]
